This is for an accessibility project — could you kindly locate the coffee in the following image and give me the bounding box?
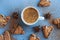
[23,8,38,23]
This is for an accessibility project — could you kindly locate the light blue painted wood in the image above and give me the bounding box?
[0,0,60,40]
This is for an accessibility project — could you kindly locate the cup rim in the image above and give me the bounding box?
[21,6,40,25]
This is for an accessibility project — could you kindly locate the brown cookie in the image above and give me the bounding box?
[0,31,15,40]
[57,23,60,29]
[38,0,50,7]
[53,18,60,25]
[14,26,24,34]
[42,26,53,38]
[0,35,3,40]
[0,14,10,27]
[3,31,11,40]
[29,34,40,40]
[52,18,60,29]
[12,12,18,19]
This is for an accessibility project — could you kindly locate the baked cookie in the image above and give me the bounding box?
[0,14,10,27]
[29,34,40,40]
[53,18,60,25]
[0,35,3,40]
[0,31,15,40]
[52,18,60,29]
[38,0,50,7]
[3,31,11,40]
[9,22,18,34]
[12,12,18,19]
[33,26,40,32]
[42,26,53,38]
[14,26,25,34]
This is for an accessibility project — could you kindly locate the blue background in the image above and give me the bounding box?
[0,0,60,40]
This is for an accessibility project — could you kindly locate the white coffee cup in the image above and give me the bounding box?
[21,6,44,25]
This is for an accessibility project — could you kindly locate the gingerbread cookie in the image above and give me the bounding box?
[29,34,40,40]
[14,26,25,34]
[0,14,10,27]
[38,0,50,7]
[0,31,14,40]
[42,26,53,38]
[3,31,11,40]
[52,18,60,29]
[12,12,18,19]
[44,12,51,19]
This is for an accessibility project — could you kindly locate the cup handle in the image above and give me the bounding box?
[39,16,45,20]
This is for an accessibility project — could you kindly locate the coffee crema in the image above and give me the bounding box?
[23,8,38,23]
